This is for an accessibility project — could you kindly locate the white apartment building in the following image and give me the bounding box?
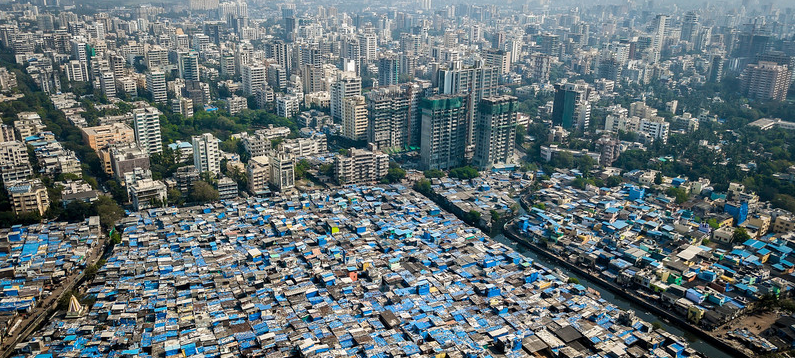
[192,133,221,176]
[146,70,167,103]
[330,73,361,121]
[225,95,248,115]
[242,63,267,96]
[276,94,300,118]
[133,106,162,154]
[269,152,295,191]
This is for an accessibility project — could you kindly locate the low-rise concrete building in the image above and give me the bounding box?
[217,176,238,200]
[247,155,270,195]
[109,144,151,181]
[80,123,135,152]
[60,180,99,206]
[129,178,167,211]
[225,95,248,115]
[7,179,50,216]
[0,141,28,167]
[333,145,389,185]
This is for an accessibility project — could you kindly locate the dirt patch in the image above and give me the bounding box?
[714,310,784,336]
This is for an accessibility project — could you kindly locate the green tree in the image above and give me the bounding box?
[189,181,219,203]
[605,176,623,187]
[551,151,575,168]
[732,227,751,243]
[84,176,99,189]
[92,195,124,231]
[62,200,93,222]
[224,165,248,191]
[199,171,218,185]
[449,166,480,179]
[110,230,122,245]
[413,179,432,194]
[167,188,183,206]
[520,162,537,172]
[654,172,663,185]
[56,173,81,182]
[515,124,527,146]
[106,180,128,203]
[82,259,104,282]
[572,177,588,190]
[149,197,165,208]
[382,167,406,183]
[706,218,719,230]
[423,169,445,178]
[490,210,501,222]
[220,137,241,153]
[567,277,580,284]
[463,210,482,225]
[319,163,334,177]
[117,101,133,114]
[772,194,795,213]
[150,146,180,180]
[613,150,651,172]
[576,155,597,173]
[666,187,689,204]
[295,159,311,179]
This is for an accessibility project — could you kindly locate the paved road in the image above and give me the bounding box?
[0,231,107,356]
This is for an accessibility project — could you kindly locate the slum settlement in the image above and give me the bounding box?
[16,186,700,357]
[515,171,795,354]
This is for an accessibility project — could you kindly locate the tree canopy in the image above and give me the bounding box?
[423,169,445,178]
[382,167,406,183]
[189,181,219,203]
[463,210,481,225]
[449,166,480,180]
[413,179,432,195]
[732,227,751,244]
[295,159,311,180]
[666,187,689,204]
